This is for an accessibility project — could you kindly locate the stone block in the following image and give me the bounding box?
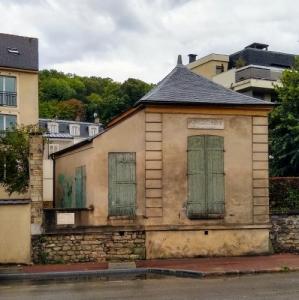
[146,122,162,132]
[146,179,162,188]
[146,141,162,151]
[253,125,268,134]
[253,170,269,179]
[146,170,162,179]
[146,198,162,208]
[253,134,268,143]
[253,143,268,152]
[146,207,163,217]
[145,132,162,142]
[254,214,269,224]
[253,179,269,188]
[146,189,162,198]
[145,113,162,122]
[253,152,268,161]
[145,151,162,161]
[253,188,269,197]
[253,161,268,170]
[254,197,269,206]
[254,205,269,215]
[146,160,162,170]
[253,117,268,126]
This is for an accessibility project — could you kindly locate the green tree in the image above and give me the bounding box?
[270,56,299,176]
[0,127,39,194]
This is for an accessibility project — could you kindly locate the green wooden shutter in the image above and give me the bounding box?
[187,135,224,218]
[75,166,86,208]
[108,152,136,216]
[187,136,206,218]
[206,136,225,216]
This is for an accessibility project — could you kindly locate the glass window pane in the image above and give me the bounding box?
[0,77,3,91]
[0,115,4,130]
[5,77,16,92]
[6,115,17,129]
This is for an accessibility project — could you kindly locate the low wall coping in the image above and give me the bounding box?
[0,199,31,205]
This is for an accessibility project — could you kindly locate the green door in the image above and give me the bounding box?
[187,135,224,218]
[108,152,136,216]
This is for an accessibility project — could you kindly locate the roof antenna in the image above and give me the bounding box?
[177,55,182,65]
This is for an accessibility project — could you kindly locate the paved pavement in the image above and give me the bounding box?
[3,253,299,276]
[0,272,299,299]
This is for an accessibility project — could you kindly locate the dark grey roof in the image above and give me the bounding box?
[136,60,273,106]
[39,118,103,139]
[0,33,38,71]
[229,47,295,69]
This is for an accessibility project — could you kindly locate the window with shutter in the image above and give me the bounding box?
[187,135,224,219]
[75,165,86,208]
[108,152,136,216]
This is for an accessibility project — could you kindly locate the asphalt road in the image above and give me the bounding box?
[0,272,299,299]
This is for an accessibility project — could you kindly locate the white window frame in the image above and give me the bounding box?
[88,125,99,137]
[47,122,59,134]
[49,144,60,155]
[69,124,80,136]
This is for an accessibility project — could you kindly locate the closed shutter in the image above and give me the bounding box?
[187,135,224,218]
[75,166,86,208]
[108,152,136,216]
[187,136,206,218]
[206,136,224,216]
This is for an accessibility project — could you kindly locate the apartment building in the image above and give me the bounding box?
[0,33,38,263]
[187,43,295,101]
[39,118,103,206]
[0,33,38,199]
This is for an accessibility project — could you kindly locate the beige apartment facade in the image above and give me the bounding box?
[0,33,39,263]
[53,59,273,258]
[187,43,295,102]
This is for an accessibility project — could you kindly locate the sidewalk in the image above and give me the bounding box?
[1,253,299,281]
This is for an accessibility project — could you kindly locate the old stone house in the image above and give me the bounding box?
[52,56,273,259]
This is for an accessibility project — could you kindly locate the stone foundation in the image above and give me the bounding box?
[271,214,299,253]
[32,230,145,264]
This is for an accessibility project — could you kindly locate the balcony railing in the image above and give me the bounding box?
[0,91,17,106]
[235,66,282,83]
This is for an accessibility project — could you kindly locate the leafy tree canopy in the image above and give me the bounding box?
[39,70,153,125]
[270,56,299,176]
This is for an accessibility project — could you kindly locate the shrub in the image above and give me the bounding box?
[270,177,299,213]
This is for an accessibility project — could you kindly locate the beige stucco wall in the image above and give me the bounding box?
[146,229,269,258]
[0,203,31,263]
[161,112,253,226]
[189,60,229,80]
[0,69,38,126]
[54,105,271,257]
[0,69,38,200]
[55,109,146,225]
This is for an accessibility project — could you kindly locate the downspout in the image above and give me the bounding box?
[52,155,56,208]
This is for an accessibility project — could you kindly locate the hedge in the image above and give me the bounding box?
[270,177,299,214]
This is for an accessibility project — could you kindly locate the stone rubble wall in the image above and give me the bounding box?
[271,214,299,253]
[32,231,145,263]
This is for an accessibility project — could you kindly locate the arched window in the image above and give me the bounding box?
[187,135,224,219]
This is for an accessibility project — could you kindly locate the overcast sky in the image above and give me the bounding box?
[1,0,298,83]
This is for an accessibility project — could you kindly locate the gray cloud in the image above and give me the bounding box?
[0,0,298,82]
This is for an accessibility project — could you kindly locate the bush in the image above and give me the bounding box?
[270,177,299,213]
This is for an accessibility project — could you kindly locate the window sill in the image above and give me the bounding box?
[108,215,136,221]
[187,214,224,220]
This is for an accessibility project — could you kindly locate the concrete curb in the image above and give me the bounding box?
[0,267,298,282]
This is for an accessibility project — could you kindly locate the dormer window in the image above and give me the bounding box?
[70,124,80,136]
[89,125,99,137]
[47,122,59,134]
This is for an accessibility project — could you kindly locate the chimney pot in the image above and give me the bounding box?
[188,54,197,63]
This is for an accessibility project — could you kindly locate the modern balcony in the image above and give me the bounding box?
[0,91,17,106]
[235,66,283,83]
